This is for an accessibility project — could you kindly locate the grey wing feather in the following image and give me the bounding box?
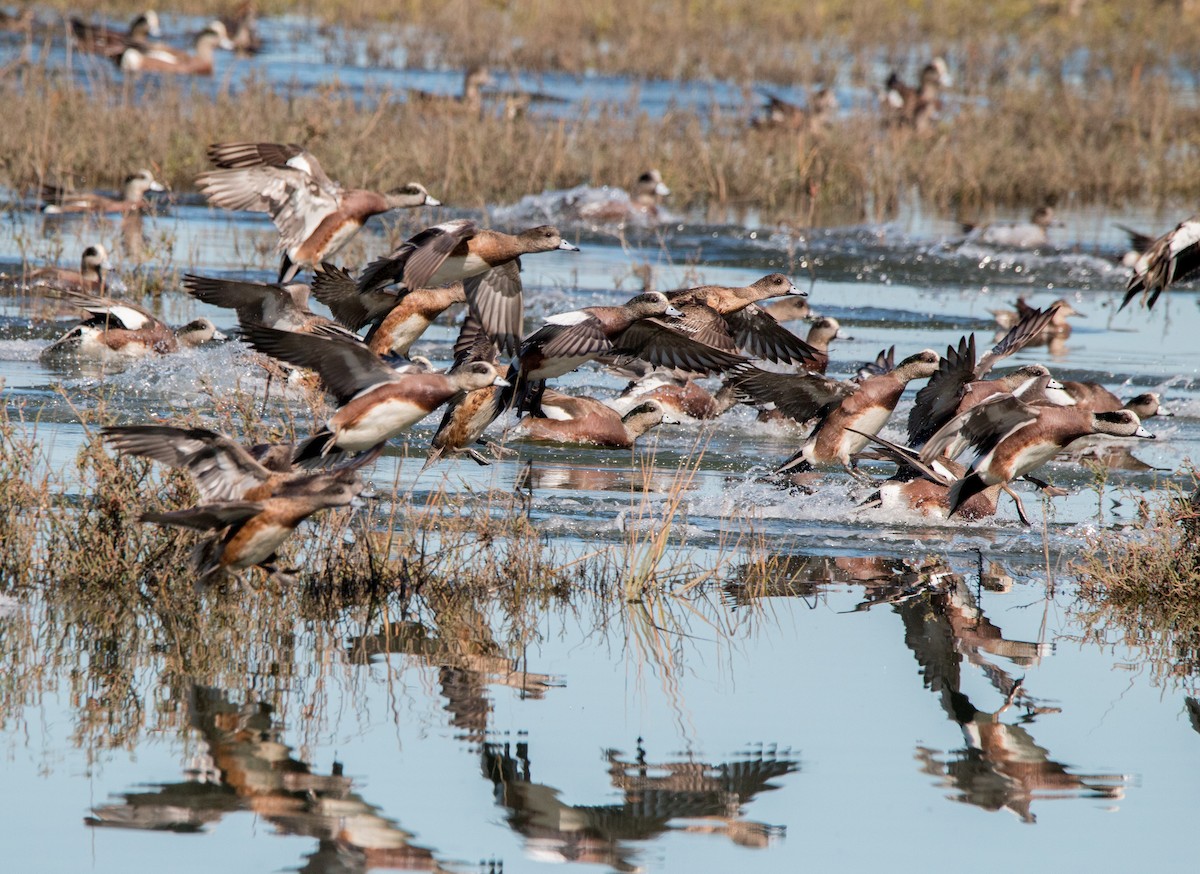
[908,335,976,447]
[140,502,264,531]
[726,363,856,423]
[921,393,1038,464]
[241,325,398,404]
[725,305,826,368]
[464,260,522,357]
[976,305,1055,376]
[102,425,274,502]
[611,318,748,373]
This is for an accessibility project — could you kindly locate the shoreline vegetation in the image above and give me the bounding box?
[4,3,1200,224]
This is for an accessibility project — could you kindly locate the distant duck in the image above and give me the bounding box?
[41,169,164,215]
[802,316,847,371]
[753,87,838,133]
[1115,223,1155,269]
[220,0,262,54]
[763,296,813,323]
[962,206,1061,249]
[411,65,492,114]
[575,169,672,224]
[27,244,111,293]
[990,297,1083,340]
[511,390,674,449]
[71,10,160,57]
[196,142,440,284]
[117,24,234,75]
[41,291,223,360]
[884,57,951,132]
[1122,213,1200,311]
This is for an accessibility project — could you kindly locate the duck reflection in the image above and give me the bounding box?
[87,683,443,872]
[727,552,1130,821]
[348,615,561,745]
[481,739,796,871]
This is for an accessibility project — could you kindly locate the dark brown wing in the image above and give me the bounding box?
[312,263,387,330]
[206,142,337,194]
[531,317,613,360]
[464,260,522,357]
[181,274,281,321]
[921,392,1039,464]
[724,304,826,368]
[140,502,263,531]
[102,424,275,503]
[1115,224,1154,255]
[611,319,748,373]
[666,306,739,352]
[857,346,895,381]
[727,363,856,423]
[357,219,475,293]
[240,324,398,404]
[1123,215,1200,310]
[908,335,976,447]
[452,313,498,367]
[976,305,1056,376]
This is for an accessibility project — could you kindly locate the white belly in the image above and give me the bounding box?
[229,523,292,569]
[839,406,894,459]
[427,253,490,287]
[332,398,428,450]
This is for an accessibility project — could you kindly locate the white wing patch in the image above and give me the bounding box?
[544,310,591,327]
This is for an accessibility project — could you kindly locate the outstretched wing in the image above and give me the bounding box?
[241,325,398,404]
[727,363,856,423]
[464,260,523,357]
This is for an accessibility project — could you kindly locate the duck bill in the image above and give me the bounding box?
[211,329,229,342]
[664,305,683,318]
[424,195,442,207]
[558,240,580,252]
[492,376,511,387]
[788,284,808,297]
[1135,426,1155,438]
[655,182,671,197]
[1157,404,1175,417]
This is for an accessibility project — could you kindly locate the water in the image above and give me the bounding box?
[2,15,1200,874]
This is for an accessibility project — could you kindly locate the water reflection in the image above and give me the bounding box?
[482,740,796,871]
[728,552,1130,822]
[89,683,444,872]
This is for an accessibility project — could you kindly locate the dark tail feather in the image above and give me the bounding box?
[292,430,338,466]
[278,253,297,284]
[948,472,987,516]
[774,450,813,475]
[495,364,521,414]
[357,253,406,294]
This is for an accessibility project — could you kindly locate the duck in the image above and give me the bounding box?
[763,295,813,323]
[410,65,492,114]
[425,317,510,467]
[220,0,261,54]
[117,24,234,75]
[196,142,441,284]
[71,10,160,57]
[609,363,732,421]
[511,391,674,449]
[240,324,509,462]
[906,304,1063,449]
[884,58,950,132]
[991,297,1082,340]
[962,206,1061,249]
[310,263,467,357]
[41,169,165,215]
[802,316,847,372]
[27,244,111,293]
[511,291,745,415]
[575,169,672,224]
[1062,383,1172,419]
[41,291,223,360]
[181,273,358,341]
[102,424,336,503]
[941,404,1154,517]
[356,219,579,355]
[1122,213,1200,311]
[753,86,838,133]
[139,458,374,581]
[664,274,822,368]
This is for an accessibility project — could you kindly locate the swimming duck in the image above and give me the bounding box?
[963,206,1061,249]
[117,25,234,75]
[991,297,1082,340]
[240,324,509,462]
[28,244,111,293]
[196,142,440,284]
[511,391,674,449]
[220,0,262,54]
[139,457,374,581]
[357,219,579,355]
[511,291,745,415]
[1062,383,1172,419]
[410,65,492,114]
[664,274,822,368]
[609,363,732,421]
[42,169,164,215]
[181,274,358,341]
[574,169,672,224]
[1122,213,1200,310]
[753,87,838,133]
[41,291,223,359]
[71,10,160,57]
[310,263,467,357]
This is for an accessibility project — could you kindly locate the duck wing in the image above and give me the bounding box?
[241,324,399,404]
[610,318,748,373]
[140,502,264,531]
[726,362,856,423]
[56,290,156,331]
[908,335,976,447]
[206,142,338,195]
[464,260,522,357]
[1123,215,1200,310]
[724,304,826,368]
[358,219,476,293]
[920,392,1039,464]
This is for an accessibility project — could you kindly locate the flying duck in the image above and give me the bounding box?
[1122,213,1200,310]
[181,274,357,341]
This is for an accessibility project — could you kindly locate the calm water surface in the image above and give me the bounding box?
[2,15,1199,874]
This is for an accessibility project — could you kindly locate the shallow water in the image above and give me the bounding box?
[3,13,1200,874]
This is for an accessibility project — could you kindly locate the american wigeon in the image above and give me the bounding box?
[991,297,1082,339]
[102,424,344,503]
[963,206,1061,249]
[763,296,813,323]
[753,87,838,133]
[181,273,358,341]
[411,65,492,114]
[42,169,164,215]
[310,263,467,357]
[764,349,940,476]
[28,244,111,293]
[1122,213,1200,310]
[357,219,579,355]
[942,404,1154,516]
[117,25,234,75]
[664,274,821,368]
[196,142,440,284]
[425,316,508,467]
[1115,223,1155,269]
[41,291,223,359]
[906,305,1060,448]
[512,291,745,415]
[512,390,673,449]
[220,0,261,55]
[575,169,672,223]
[71,10,160,56]
[610,365,732,421]
[884,58,950,132]
[802,316,847,373]
[1063,383,1172,419]
[241,324,509,461]
[140,463,370,580]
